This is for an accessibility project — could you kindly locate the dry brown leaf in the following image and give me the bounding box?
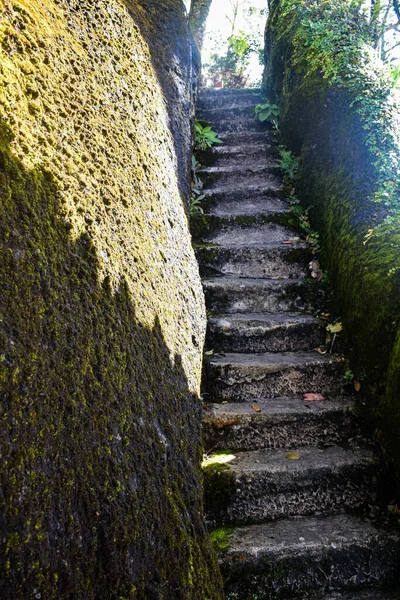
[251,404,262,413]
[354,380,361,392]
[303,393,326,402]
[283,237,301,244]
[316,347,327,355]
[286,451,301,460]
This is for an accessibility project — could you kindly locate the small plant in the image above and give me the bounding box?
[344,369,354,384]
[190,155,205,215]
[194,120,223,151]
[277,147,299,183]
[289,201,320,251]
[254,101,280,128]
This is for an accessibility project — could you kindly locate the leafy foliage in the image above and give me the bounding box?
[194,120,223,151]
[273,0,400,222]
[205,31,259,88]
[254,101,280,127]
[277,147,299,183]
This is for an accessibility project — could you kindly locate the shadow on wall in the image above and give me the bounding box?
[131,0,200,205]
[0,123,220,599]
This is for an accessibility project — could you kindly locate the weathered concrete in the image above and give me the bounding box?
[203,276,309,313]
[206,313,323,353]
[206,445,376,524]
[197,243,308,279]
[222,514,400,599]
[206,351,343,400]
[203,396,357,451]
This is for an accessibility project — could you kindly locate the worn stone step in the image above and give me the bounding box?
[206,313,323,353]
[204,445,376,525]
[196,243,309,279]
[204,351,343,400]
[206,117,265,134]
[202,276,310,314]
[198,88,262,109]
[220,514,400,599]
[204,221,296,247]
[191,211,297,243]
[197,104,257,121]
[207,194,290,217]
[203,396,357,451]
[203,178,283,201]
[196,141,275,167]
[201,164,281,191]
[311,592,399,600]
[218,129,271,145]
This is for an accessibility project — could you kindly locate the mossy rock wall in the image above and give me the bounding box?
[0,0,223,597]
[265,0,400,487]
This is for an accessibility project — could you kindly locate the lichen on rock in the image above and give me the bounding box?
[0,0,222,597]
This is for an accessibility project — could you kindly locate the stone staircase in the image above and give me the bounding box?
[193,88,400,600]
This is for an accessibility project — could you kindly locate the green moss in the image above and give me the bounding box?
[202,455,236,522]
[210,527,233,554]
[0,0,222,598]
[265,0,400,495]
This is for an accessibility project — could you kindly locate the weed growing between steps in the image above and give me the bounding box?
[190,121,223,216]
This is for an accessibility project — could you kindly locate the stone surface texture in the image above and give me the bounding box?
[0,2,223,599]
[196,87,400,600]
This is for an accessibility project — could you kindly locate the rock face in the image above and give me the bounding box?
[0,1,222,598]
[264,0,400,491]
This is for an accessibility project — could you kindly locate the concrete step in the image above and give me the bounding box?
[207,194,290,217]
[203,396,357,451]
[220,514,400,599]
[196,243,309,279]
[204,351,343,401]
[204,445,376,525]
[203,221,296,246]
[202,276,311,314]
[191,211,297,244]
[196,141,275,167]
[203,179,283,201]
[204,117,265,135]
[310,592,399,600]
[201,164,281,191]
[197,103,257,121]
[218,129,271,145]
[198,88,262,109]
[206,313,323,353]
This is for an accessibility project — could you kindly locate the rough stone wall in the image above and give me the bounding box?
[265,0,400,489]
[0,0,223,598]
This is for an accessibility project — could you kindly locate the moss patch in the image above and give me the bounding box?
[0,0,222,597]
[264,0,400,493]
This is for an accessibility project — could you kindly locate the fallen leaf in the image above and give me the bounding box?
[251,404,261,413]
[354,380,361,392]
[283,237,302,244]
[303,393,326,401]
[316,347,327,355]
[319,312,330,320]
[326,322,343,334]
[204,349,214,356]
[286,451,302,460]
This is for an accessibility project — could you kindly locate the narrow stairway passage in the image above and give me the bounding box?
[194,88,400,600]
